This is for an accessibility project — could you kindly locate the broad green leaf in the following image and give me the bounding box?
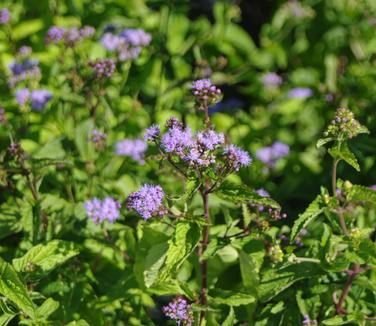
[216,181,280,209]
[0,313,16,326]
[74,119,95,161]
[328,143,360,171]
[259,263,323,302]
[316,137,333,148]
[291,195,324,241]
[209,291,255,306]
[36,298,59,318]
[12,19,44,40]
[157,221,201,282]
[0,257,36,318]
[12,240,79,278]
[0,204,22,240]
[322,316,356,325]
[222,307,235,326]
[34,138,65,160]
[347,185,376,204]
[143,243,168,288]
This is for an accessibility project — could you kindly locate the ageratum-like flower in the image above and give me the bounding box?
[287,87,313,99]
[192,79,221,109]
[262,72,282,88]
[163,297,193,326]
[89,58,116,78]
[144,124,160,142]
[91,129,107,149]
[115,139,147,164]
[256,141,289,169]
[46,25,95,46]
[126,184,165,220]
[0,8,10,24]
[223,144,252,171]
[161,125,194,156]
[30,90,53,110]
[84,197,121,224]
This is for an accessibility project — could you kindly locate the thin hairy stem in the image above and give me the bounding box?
[335,264,361,314]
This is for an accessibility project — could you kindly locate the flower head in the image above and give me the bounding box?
[126,184,165,220]
[120,28,151,46]
[30,89,52,110]
[256,142,289,168]
[163,297,193,326]
[15,88,30,106]
[89,58,116,78]
[287,87,313,99]
[144,125,160,141]
[91,129,107,149]
[101,33,122,51]
[223,144,252,171]
[161,125,194,155]
[84,197,120,224]
[115,139,147,164]
[192,79,221,109]
[46,26,65,43]
[262,72,282,88]
[0,8,10,24]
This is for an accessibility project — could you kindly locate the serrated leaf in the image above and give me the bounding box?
[0,257,36,318]
[316,137,333,148]
[157,221,201,283]
[291,195,324,241]
[259,263,323,302]
[143,243,168,288]
[209,291,255,306]
[12,240,79,278]
[328,143,360,171]
[347,185,376,204]
[216,181,280,209]
[36,298,59,318]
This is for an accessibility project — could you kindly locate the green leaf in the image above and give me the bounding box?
[259,263,323,302]
[322,316,356,325]
[34,138,65,160]
[0,204,22,240]
[209,291,255,306]
[143,243,168,288]
[74,119,95,161]
[216,181,280,209]
[316,137,334,148]
[291,195,324,241]
[12,240,79,278]
[12,19,44,40]
[0,257,36,318]
[0,313,16,326]
[36,298,59,318]
[222,307,235,326]
[347,185,376,204]
[65,320,90,326]
[328,143,360,172]
[157,221,201,282]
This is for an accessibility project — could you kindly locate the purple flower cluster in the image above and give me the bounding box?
[0,8,10,24]
[126,184,165,220]
[161,125,194,155]
[256,141,289,168]
[287,87,313,99]
[8,48,41,87]
[144,125,160,141]
[115,139,147,164]
[223,144,252,171]
[101,28,151,61]
[89,58,116,78]
[262,72,282,88]
[192,79,221,109]
[15,88,52,110]
[46,25,95,46]
[371,185,376,191]
[91,129,107,149]
[84,197,121,224]
[163,297,193,326]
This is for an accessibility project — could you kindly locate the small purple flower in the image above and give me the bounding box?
[163,297,193,326]
[192,79,221,109]
[196,130,225,151]
[101,33,121,51]
[9,59,39,76]
[0,8,10,24]
[144,125,160,141]
[370,185,376,191]
[120,28,151,47]
[161,126,194,155]
[89,58,116,78]
[84,197,120,224]
[223,144,252,171]
[30,89,52,110]
[46,26,65,43]
[262,72,282,88]
[91,129,107,149]
[256,188,270,198]
[15,88,30,106]
[115,139,147,164]
[126,184,165,220]
[287,87,313,99]
[256,142,289,168]
[18,46,32,57]
[80,26,95,38]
